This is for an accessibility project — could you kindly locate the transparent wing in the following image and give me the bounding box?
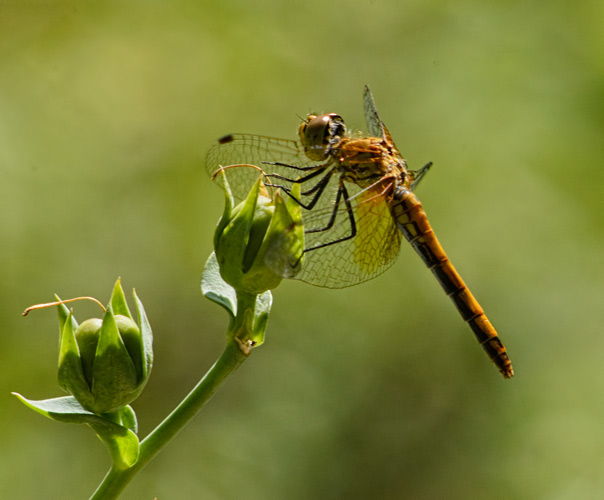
[363,85,403,157]
[363,85,385,138]
[410,162,432,192]
[294,180,402,288]
[206,134,322,204]
[206,132,347,224]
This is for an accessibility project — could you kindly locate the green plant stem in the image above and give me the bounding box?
[89,339,249,500]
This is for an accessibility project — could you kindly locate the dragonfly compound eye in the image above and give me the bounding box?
[300,113,345,162]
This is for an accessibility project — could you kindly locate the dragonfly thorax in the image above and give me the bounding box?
[335,136,409,190]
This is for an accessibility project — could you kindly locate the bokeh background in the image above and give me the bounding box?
[2,1,603,498]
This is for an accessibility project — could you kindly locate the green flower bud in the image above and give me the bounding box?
[213,174,305,294]
[57,280,153,414]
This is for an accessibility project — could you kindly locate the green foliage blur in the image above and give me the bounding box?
[2,0,603,498]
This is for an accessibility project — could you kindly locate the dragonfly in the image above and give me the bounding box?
[206,85,513,378]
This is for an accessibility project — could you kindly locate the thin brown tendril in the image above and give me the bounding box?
[23,297,106,317]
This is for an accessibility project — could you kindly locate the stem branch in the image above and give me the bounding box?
[89,339,249,500]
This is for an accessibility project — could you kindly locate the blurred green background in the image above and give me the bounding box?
[2,0,603,498]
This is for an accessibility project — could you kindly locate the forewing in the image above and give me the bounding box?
[363,85,403,157]
[205,133,319,203]
[363,85,386,138]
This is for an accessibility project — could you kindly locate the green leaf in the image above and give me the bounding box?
[12,393,140,468]
[202,252,237,319]
[13,393,96,422]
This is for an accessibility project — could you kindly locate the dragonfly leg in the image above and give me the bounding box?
[265,166,327,189]
[303,183,358,252]
[262,161,324,172]
[267,166,328,195]
[267,167,335,210]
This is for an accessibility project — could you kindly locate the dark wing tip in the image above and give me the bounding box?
[218,134,235,144]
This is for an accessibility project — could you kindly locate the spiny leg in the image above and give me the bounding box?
[303,183,357,252]
[263,163,334,210]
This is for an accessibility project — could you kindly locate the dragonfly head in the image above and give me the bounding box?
[299,113,345,162]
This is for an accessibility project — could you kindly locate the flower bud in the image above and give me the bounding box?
[57,280,153,414]
[213,175,304,294]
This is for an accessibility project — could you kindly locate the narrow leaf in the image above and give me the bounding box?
[12,394,140,468]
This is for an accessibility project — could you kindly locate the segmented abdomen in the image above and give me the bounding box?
[390,189,514,378]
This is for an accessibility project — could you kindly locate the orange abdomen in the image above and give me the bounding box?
[390,189,514,378]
